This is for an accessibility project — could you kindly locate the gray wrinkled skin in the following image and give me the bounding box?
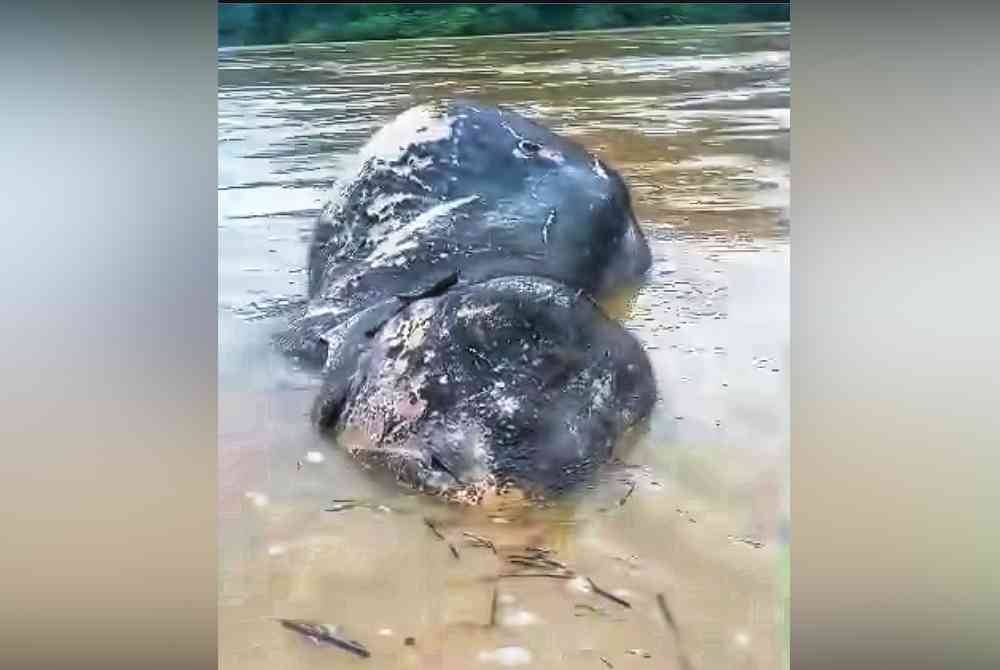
[311,276,656,502]
[278,100,651,366]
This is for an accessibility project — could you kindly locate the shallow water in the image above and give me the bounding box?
[219,23,789,670]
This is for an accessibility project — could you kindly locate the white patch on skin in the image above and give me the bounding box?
[393,357,410,374]
[378,628,394,637]
[306,302,345,320]
[358,104,454,167]
[497,396,519,415]
[365,192,419,220]
[365,194,478,267]
[485,276,573,309]
[319,105,455,243]
[456,302,501,321]
[267,545,286,556]
[542,210,555,244]
[591,374,614,411]
[381,301,435,350]
[304,450,325,463]
[478,647,533,667]
[539,147,565,164]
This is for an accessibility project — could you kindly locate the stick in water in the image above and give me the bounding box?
[277,619,370,658]
[423,517,445,540]
[656,593,677,633]
[587,578,631,609]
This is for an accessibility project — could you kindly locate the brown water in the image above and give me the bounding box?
[218,23,789,670]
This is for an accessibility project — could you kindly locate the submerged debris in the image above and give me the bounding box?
[507,554,568,571]
[729,535,765,549]
[463,531,498,554]
[324,499,394,513]
[656,593,677,633]
[276,619,370,658]
[618,481,636,506]
[423,517,446,540]
[574,603,608,618]
[525,545,553,555]
[656,593,694,670]
[498,572,574,580]
[586,577,631,608]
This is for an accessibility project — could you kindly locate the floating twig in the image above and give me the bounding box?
[507,558,570,573]
[462,531,497,554]
[325,502,359,512]
[574,603,607,618]
[324,499,394,514]
[601,656,614,668]
[656,593,677,633]
[655,593,694,670]
[497,572,575,580]
[489,587,498,627]
[618,481,636,507]
[508,554,567,570]
[276,619,370,658]
[587,578,631,609]
[449,543,460,560]
[423,518,445,540]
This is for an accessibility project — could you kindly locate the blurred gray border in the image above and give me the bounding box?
[0,2,217,669]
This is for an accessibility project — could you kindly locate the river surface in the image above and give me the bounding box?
[218,23,789,670]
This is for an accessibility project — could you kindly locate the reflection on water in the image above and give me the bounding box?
[219,23,789,670]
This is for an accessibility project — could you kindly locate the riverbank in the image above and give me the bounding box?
[219,3,790,47]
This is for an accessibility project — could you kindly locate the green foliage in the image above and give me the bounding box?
[218,3,790,47]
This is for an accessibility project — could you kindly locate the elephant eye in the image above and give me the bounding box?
[518,140,541,155]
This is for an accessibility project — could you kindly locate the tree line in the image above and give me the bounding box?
[219,3,789,47]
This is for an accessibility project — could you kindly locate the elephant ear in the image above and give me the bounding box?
[310,299,402,430]
[311,375,350,431]
[309,273,462,430]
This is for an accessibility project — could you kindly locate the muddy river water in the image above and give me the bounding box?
[219,22,789,670]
